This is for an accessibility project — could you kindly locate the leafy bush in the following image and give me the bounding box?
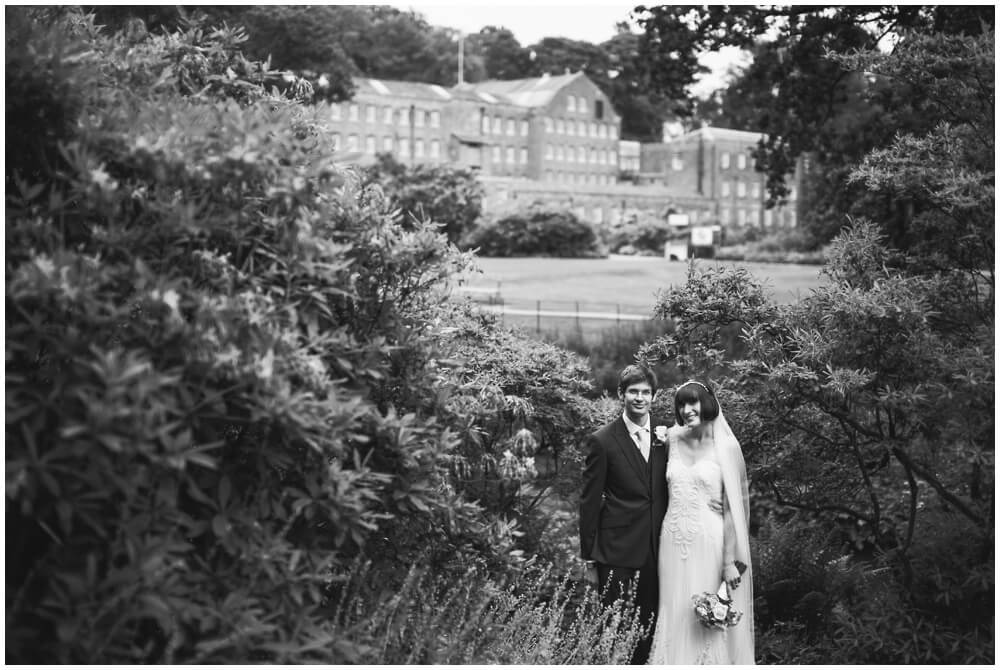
[363,153,485,245]
[7,8,597,663]
[462,209,606,258]
[605,213,673,255]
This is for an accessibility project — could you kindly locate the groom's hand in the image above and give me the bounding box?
[583,562,599,586]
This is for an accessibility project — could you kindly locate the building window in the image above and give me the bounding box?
[737,180,747,197]
[577,146,586,162]
[721,181,731,197]
[506,119,515,136]
[599,124,607,139]
[383,106,393,124]
[720,152,731,169]
[545,144,554,160]
[347,134,359,151]
[493,116,502,133]
[566,146,575,162]
[430,110,440,128]
[578,97,588,114]
[505,146,514,164]
[610,125,618,139]
[671,155,683,171]
[595,99,604,119]
[611,150,618,166]
[492,145,501,163]
[414,139,424,158]
[520,120,529,136]
[364,135,376,154]
[556,119,564,134]
[414,109,424,127]
[331,133,341,150]
[764,208,773,227]
[382,136,393,152]
[567,119,575,136]
[430,140,440,158]
[721,207,731,224]
[544,117,553,132]
[398,140,409,158]
[365,105,376,123]
[556,145,564,161]
[481,113,490,134]
[399,108,409,127]
[751,182,761,199]
[520,147,528,164]
[331,103,342,120]
[567,95,576,112]
[737,153,747,170]
[589,148,597,164]
[349,104,359,121]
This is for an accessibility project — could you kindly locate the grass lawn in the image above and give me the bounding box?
[459,255,828,316]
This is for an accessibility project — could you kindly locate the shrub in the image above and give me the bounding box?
[325,561,646,664]
[3,9,523,662]
[363,153,485,245]
[462,209,606,258]
[606,213,672,255]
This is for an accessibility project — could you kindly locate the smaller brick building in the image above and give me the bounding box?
[641,126,799,228]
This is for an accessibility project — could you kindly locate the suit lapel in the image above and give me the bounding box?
[613,418,650,492]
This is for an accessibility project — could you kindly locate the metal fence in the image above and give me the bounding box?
[456,287,655,338]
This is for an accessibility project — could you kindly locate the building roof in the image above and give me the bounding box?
[453,71,584,108]
[674,126,766,144]
[352,77,456,101]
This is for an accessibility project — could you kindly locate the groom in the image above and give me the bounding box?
[579,364,668,665]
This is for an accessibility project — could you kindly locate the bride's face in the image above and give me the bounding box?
[680,399,702,427]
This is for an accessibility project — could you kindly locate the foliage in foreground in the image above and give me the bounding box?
[5,8,601,663]
[326,562,645,664]
[363,152,485,245]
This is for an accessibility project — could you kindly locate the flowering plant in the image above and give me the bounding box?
[653,425,668,444]
[692,580,743,630]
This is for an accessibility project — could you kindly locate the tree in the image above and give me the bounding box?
[635,5,995,247]
[474,26,536,80]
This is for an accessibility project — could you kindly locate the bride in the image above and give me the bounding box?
[648,381,755,664]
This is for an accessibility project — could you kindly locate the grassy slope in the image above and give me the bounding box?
[461,256,827,314]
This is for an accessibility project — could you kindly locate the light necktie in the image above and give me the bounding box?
[634,428,650,462]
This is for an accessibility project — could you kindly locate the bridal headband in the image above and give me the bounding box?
[678,379,714,395]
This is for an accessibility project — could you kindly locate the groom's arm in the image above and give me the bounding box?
[578,432,606,561]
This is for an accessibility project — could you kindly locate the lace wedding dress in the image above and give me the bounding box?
[648,423,755,665]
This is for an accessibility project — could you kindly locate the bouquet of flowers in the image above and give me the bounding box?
[691,561,746,631]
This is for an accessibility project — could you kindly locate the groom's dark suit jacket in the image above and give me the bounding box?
[579,416,668,568]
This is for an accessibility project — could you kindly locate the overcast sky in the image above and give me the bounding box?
[383,0,747,97]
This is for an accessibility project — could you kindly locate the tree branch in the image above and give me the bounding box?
[892,446,984,526]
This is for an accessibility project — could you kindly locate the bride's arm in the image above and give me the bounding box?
[721,494,742,590]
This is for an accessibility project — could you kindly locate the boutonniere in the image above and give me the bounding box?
[653,425,668,445]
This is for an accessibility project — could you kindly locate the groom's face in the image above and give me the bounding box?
[619,381,654,424]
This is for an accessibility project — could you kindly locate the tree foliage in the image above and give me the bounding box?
[636,4,995,247]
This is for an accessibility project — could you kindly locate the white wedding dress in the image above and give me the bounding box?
[648,419,755,665]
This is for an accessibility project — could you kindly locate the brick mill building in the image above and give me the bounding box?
[326,72,800,230]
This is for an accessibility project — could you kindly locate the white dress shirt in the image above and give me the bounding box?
[622,411,650,462]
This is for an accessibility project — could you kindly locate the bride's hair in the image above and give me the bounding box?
[673,380,720,425]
